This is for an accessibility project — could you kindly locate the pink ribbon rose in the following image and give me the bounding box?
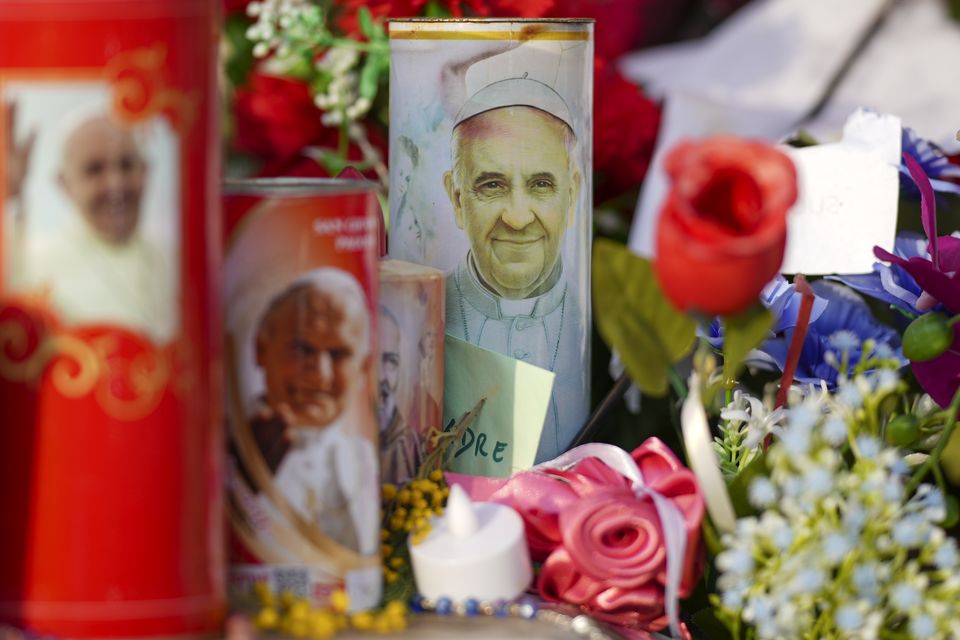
[448,438,704,635]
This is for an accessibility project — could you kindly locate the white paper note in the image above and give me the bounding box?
[781,110,901,275]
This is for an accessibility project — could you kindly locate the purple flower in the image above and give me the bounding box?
[875,153,960,406]
[831,232,944,318]
[760,281,905,388]
[901,127,960,197]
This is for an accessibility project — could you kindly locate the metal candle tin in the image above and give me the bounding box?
[223,178,382,612]
[388,18,594,462]
[0,0,222,636]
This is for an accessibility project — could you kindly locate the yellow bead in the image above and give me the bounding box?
[412,489,424,501]
[280,591,297,607]
[414,517,428,530]
[254,607,280,630]
[330,589,350,614]
[394,507,407,520]
[351,611,375,631]
[429,469,443,482]
[388,556,405,569]
[386,572,399,584]
[381,543,393,557]
[385,600,407,617]
[414,498,428,510]
[380,529,390,541]
[432,491,445,504]
[398,489,412,504]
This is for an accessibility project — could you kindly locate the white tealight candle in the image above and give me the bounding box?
[409,483,532,602]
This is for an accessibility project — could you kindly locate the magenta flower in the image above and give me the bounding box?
[874,153,960,406]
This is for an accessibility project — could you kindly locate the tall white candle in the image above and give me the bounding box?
[409,484,532,601]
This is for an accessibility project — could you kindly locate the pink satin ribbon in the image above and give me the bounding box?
[448,440,704,638]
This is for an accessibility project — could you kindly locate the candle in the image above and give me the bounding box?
[410,484,532,601]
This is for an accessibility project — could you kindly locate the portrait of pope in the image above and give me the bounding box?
[441,76,588,460]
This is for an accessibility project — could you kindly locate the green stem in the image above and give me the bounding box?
[905,385,960,495]
[702,517,724,557]
[668,367,689,403]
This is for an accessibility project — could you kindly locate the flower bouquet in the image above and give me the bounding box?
[218,2,960,639]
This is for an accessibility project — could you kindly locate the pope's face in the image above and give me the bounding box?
[257,286,366,428]
[379,312,400,411]
[445,107,580,299]
[59,116,146,245]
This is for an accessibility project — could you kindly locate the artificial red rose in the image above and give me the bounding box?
[548,0,693,59]
[593,57,661,203]
[654,136,798,316]
[232,73,331,165]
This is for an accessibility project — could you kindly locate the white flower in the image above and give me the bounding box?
[834,605,864,632]
[821,417,848,446]
[889,582,922,612]
[717,548,754,575]
[822,532,855,565]
[909,613,937,638]
[749,477,779,508]
[856,436,881,459]
[935,540,958,570]
[828,330,861,352]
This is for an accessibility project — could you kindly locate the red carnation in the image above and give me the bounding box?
[593,58,661,202]
[232,73,332,165]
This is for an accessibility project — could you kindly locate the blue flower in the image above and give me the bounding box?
[759,281,905,388]
[831,232,943,318]
[705,275,828,369]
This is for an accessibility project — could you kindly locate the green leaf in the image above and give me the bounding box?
[691,607,736,640]
[725,451,768,517]
[424,0,452,17]
[721,304,774,385]
[357,7,376,39]
[358,57,380,100]
[592,238,697,396]
[948,0,960,22]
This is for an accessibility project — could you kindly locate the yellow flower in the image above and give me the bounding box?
[350,611,375,631]
[254,607,279,630]
[382,483,398,500]
[329,589,350,614]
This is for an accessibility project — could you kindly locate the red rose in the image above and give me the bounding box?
[654,137,798,316]
[593,58,661,202]
[232,73,332,164]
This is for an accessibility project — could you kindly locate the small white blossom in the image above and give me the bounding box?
[749,477,778,508]
[828,330,861,352]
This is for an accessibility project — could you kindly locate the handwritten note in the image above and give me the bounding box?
[781,109,901,275]
[443,336,553,478]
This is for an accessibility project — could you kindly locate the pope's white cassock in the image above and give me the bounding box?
[445,253,588,461]
[11,219,177,344]
[275,421,380,557]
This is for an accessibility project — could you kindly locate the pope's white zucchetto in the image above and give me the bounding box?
[453,76,574,132]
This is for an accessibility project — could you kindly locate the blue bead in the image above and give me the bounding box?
[517,597,538,620]
[494,599,509,617]
[464,598,479,616]
[436,597,453,615]
[410,594,425,613]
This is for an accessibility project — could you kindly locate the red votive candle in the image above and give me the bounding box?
[0,0,224,636]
